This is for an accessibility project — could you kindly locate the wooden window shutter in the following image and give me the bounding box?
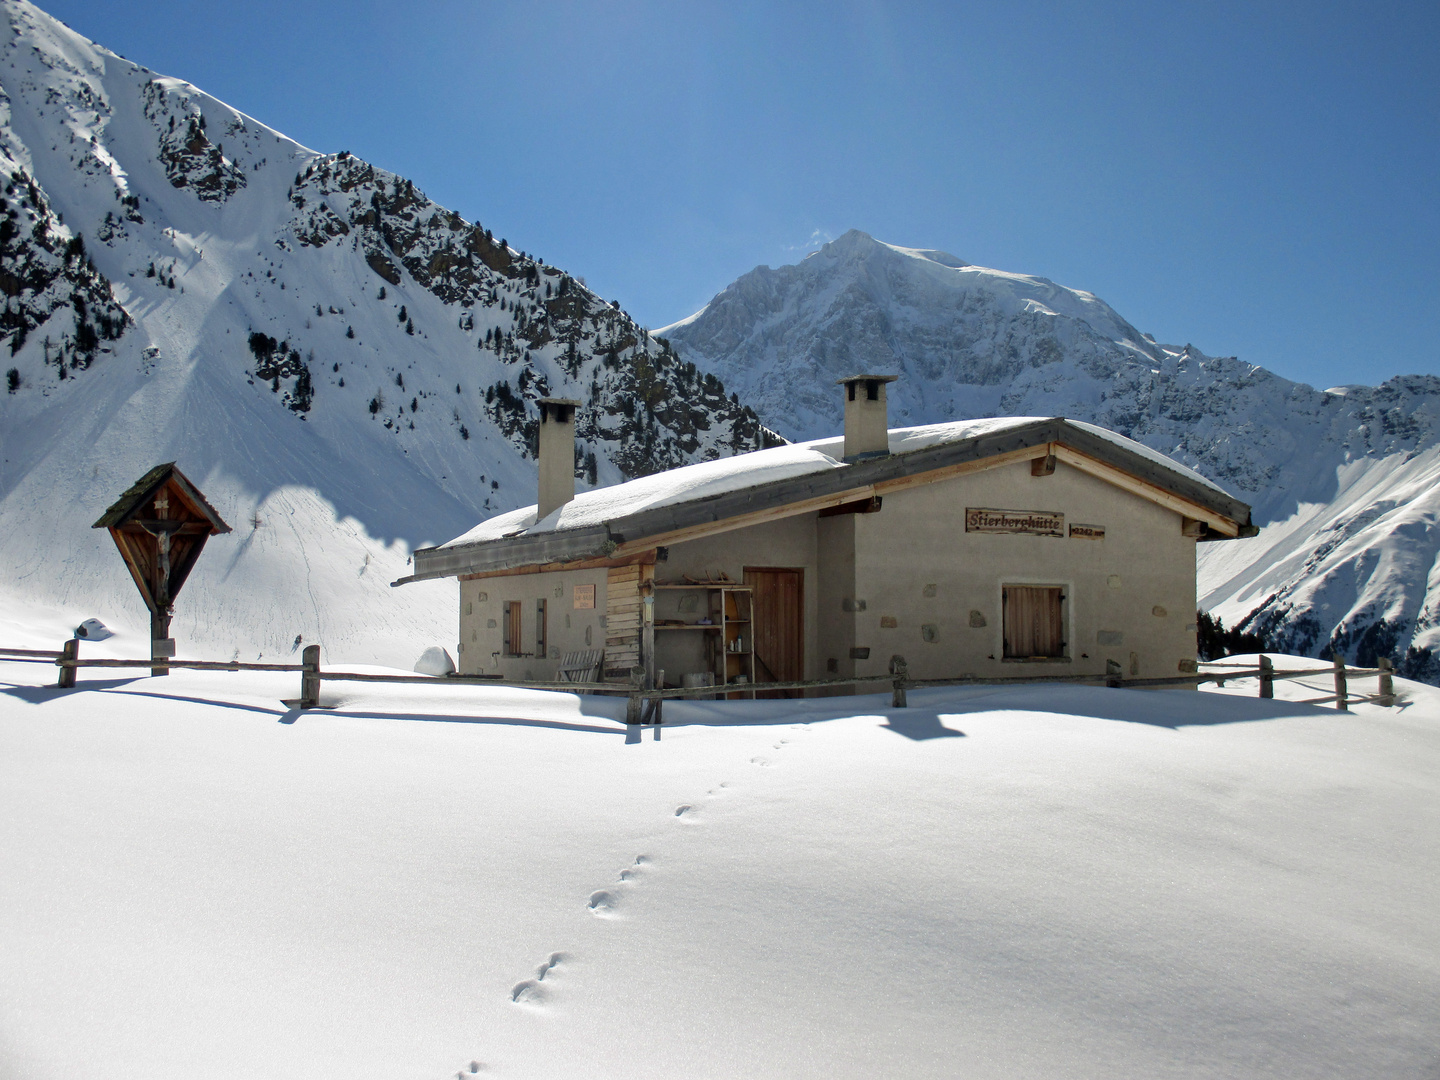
[503,601,522,656]
[536,598,547,658]
[1003,586,1065,659]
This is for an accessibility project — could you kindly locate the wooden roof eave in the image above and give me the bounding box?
[399,417,1255,583]
[395,523,616,585]
[92,463,231,534]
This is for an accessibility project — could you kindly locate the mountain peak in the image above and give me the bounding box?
[811,229,968,269]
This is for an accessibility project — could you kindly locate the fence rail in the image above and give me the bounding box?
[2,638,1398,724]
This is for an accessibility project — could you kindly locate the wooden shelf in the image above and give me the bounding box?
[655,583,752,591]
[650,581,756,700]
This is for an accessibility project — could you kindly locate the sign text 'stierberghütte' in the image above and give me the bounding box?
[964,508,1065,536]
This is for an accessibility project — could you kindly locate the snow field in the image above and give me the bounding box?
[2,657,1437,1079]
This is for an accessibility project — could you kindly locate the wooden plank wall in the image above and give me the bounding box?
[604,564,643,677]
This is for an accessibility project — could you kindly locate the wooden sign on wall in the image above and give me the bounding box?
[965,508,1064,537]
[573,583,596,609]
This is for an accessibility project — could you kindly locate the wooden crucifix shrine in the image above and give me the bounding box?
[92,463,231,675]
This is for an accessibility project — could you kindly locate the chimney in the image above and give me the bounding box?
[536,398,580,519]
[837,375,897,462]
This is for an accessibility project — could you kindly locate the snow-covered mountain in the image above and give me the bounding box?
[659,230,1440,682]
[0,0,775,663]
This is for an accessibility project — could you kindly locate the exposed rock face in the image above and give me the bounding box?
[143,80,246,202]
[660,230,1440,681]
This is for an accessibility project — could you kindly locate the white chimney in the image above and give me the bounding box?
[837,375,897,462]
[536,398,580,519]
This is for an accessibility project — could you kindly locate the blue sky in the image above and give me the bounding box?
[42,0,1439,389]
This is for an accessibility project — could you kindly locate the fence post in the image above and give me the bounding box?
[625,666,644,725]
[890,655,908,708]
[1377,657,1395,707]
[57,637,78,689]
[1258,654,1273,699]
[1333,655,1348,711]
[299,644,321,709]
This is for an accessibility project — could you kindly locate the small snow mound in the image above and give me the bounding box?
[74,618,112,641]
[413,647,455,677]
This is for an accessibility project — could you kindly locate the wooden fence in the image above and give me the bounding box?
[0,642,1397,726]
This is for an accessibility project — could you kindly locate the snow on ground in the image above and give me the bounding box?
[1,654,1437,1079]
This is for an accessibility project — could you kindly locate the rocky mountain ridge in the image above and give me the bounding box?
[0,0,773,663]
[660,230,1440,681]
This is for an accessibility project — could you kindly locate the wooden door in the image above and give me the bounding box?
[745,567,803,697]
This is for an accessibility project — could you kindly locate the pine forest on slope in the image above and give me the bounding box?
[659,231,1440,683]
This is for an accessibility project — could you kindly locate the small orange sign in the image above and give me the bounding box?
[573,584,596,609]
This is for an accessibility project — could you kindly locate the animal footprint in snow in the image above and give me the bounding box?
[750,756,772,767]
[512,953,568,1004]
[674,804,693,817]
[453,1061,484,1076]
[588,890,619,916]
[618,854,649,882]
[510,979,547,1005]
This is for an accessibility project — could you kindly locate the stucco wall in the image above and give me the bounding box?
[845,459,1198,682]
[457,568,608,679]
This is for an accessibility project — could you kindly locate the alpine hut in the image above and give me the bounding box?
[394,381,1255,695]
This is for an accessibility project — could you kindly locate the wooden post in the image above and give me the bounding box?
[1333,655,1348,711]
[299,644,321,709]
[890,654,908,708]
[640,562,656,694]
[151,608,172,677]
[625,665,644,725]
[57,637,78,689]
[1258,654,1273,699]
[1377,657,1395,707]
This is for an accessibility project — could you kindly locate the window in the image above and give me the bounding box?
[1003,586,1065,659]
[503,601,523,656]
[536,598,547,659]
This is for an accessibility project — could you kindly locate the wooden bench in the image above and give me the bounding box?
[556,649,605,689]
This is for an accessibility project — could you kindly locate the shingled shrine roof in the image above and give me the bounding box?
[92,462,231,533]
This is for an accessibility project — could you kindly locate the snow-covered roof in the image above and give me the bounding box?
[438,417,1050,550]
[404,416,1251,583]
